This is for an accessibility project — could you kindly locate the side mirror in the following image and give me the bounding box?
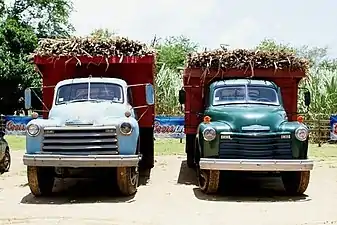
[145,83,155,105]
[24,88,32,109]
[178,89,186,105]
[304,91,311,106]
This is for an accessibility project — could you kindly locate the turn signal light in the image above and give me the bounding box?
[203,116,211,124]
[297,115,304,123]
[125,111,131,117]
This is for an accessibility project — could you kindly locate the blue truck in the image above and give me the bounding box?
[23,53,156,197]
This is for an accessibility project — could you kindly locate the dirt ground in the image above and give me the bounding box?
[1,151,337,225]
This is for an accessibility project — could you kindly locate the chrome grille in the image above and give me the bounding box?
[219,133,292,159]
[42,126,118,153]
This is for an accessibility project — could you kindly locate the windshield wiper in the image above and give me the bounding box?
[214,102,246,106]
[246,102,279,106]
[63,98,121,104]
[66,99,89,104]
[214,102,279,106]
[88,99,121,104]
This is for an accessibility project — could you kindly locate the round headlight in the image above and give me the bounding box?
[295,127,308,141]
[27,124,40,137]
[203,127,216,141]
[120,122,132,135]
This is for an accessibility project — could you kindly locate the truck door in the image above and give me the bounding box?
[127,87,136,119]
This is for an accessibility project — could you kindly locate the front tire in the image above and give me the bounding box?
[116,167,139,196]
[197,168,220,194]
[0,149,11,173]
[282,171,310,195]
[27,166,55,196]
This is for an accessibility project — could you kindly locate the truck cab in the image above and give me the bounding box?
[23,76,154,196]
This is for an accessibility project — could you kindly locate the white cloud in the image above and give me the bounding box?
[70,0,217,43]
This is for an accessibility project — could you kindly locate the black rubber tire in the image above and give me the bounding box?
[197,168,220,194]
[116,167,139,196]
[282,171,310,195]
[0,148,10,173]
[27,166,55,197]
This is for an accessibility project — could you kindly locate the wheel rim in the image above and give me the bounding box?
[3,151,10,170]
[130,167,138,186]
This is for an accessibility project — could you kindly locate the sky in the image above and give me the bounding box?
[70,0,337,57]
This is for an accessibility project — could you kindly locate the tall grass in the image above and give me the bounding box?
[298,68,337,121]
[155,64,183,115]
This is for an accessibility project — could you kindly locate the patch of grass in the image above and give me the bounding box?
[155,138,185,156]
[309,144,337,160]
[5,135,25,151]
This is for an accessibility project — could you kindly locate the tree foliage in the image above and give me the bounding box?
[256,38,337,120]
[6,0,74,38]
[0,0,73,114]
[154,35,198,73]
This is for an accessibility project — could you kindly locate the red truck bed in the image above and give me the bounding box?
[34,55,155,128]
[183,68,307,134]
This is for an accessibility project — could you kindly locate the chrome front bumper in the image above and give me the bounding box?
[23,154,141,167]
[199,158,314,171]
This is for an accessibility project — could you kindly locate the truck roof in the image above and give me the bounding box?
[55,77,127,89]
[211,79,277,88]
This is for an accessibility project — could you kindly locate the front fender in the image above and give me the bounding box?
[279,121,309,159]
[114,117,140,155]
[197,122,231,158]
[26,118,59,154]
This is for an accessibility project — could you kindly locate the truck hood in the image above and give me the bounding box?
[207,104,287,132]
[48,101,130,126]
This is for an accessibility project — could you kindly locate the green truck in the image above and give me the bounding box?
[179,49,313,195]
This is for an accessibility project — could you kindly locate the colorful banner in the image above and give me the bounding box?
[154,116,185,139]
[330,115,337,140]
[3,115,186,138]
[4,116,33,135]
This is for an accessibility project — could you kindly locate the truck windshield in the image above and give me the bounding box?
[213,85,279,106]
[55,82,124,105]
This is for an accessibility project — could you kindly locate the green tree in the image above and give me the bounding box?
[154,35,198,73]
[256,38,337,122]
[256,38,333,68]
[6,0,74,38]
[256,38,297,54]
[152,35,198,115]
[0,0,74,114]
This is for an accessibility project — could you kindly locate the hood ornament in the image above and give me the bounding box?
[241,124,270,132]
[65,118,94,126]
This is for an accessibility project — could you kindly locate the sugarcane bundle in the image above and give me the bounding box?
[187,48,309,71]
[33,36,155,57]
